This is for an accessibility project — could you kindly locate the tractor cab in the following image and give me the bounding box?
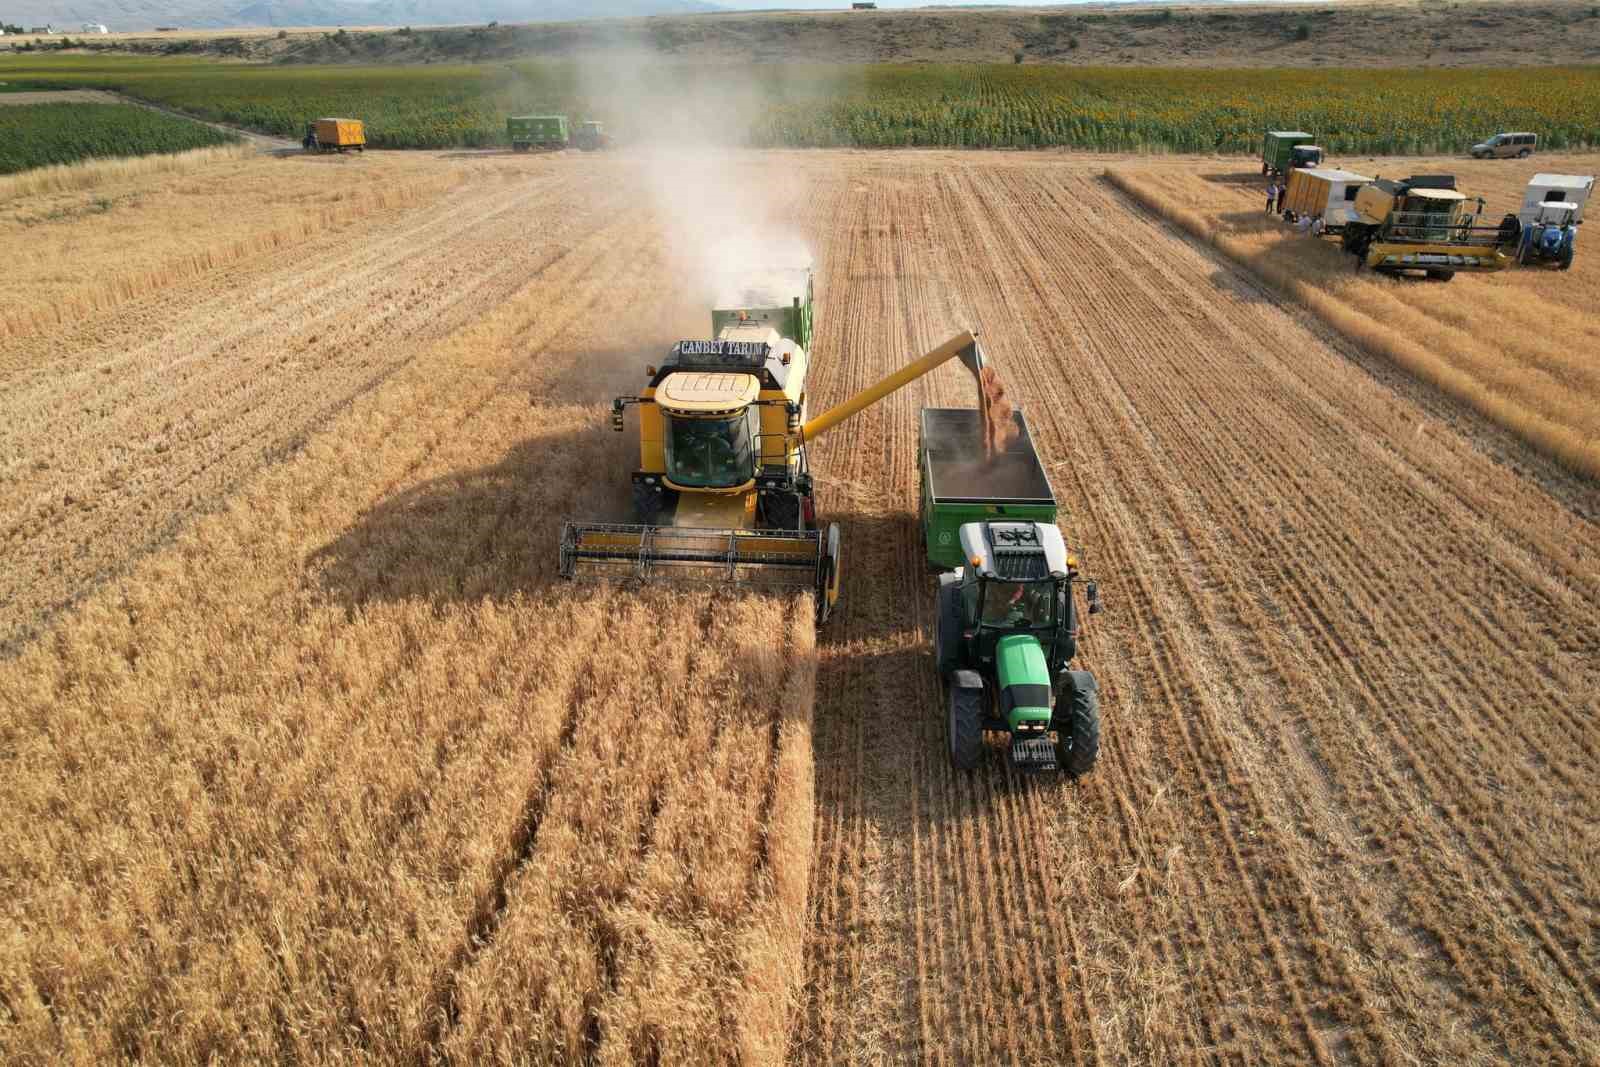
[935,521,1102,775]
[1290,144,1324,170]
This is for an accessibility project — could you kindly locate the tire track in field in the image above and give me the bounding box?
[0,167,627,654]
[795,154,1600,1066]
[1077,171,1600,1056]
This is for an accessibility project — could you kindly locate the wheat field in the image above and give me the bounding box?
[2,147,1598,1064]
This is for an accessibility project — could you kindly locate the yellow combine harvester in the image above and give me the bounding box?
[1341,174,1521,280]
[559,269,998,622]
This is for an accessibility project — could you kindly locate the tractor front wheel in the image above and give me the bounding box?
[948,681,984,771]
[1054,670,1100,778]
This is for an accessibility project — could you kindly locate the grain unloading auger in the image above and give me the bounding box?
[559,273,1006,623]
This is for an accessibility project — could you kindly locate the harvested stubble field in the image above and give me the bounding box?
[1107,152,1600,478]
[2,147,1598,1065]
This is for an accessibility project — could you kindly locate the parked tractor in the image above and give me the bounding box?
[922,409,1102,776]
[1516,173,1592,271]
[574,120,611,151]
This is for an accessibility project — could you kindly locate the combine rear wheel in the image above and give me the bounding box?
[1054,670,1100,778]
[948,680,984,771]
[1426,269,1455,282]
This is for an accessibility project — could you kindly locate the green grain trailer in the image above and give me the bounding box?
[508,115,569,152]
[920,407,1055,571]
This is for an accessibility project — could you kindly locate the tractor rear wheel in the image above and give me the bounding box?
[948,682,984,771]
[1054,670,1100,778]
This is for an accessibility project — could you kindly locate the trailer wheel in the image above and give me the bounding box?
[1054,670,1100,779]
[948,680,984,771]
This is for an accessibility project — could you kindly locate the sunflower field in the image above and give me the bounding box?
[0,100,239,174]
[0,54,1595,155]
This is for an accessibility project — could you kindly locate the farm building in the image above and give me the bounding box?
[81,22,109,33]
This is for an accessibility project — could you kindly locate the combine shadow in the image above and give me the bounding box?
[309,422,633,611]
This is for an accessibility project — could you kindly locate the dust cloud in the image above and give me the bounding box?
[573,49,818,316]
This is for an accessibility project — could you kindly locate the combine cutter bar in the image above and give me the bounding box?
[559,522,824,592]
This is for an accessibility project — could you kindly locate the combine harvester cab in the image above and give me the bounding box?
[1342,175,1519,281]
[1516,173,1592,270]
[559,267,1000,624]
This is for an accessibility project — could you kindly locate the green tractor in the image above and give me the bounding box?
[921,408,1104,775]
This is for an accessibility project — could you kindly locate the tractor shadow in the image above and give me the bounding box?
[812,509,1063,810]
[308,420,633,611]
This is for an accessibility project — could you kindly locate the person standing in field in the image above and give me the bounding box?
[1266,180,1278,214]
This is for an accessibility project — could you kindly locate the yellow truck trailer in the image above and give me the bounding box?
[304,118,366,153]
[1281,167,1373,236]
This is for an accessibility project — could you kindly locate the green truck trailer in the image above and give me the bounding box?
[1262,130,1324,177]
[507,115,569,151]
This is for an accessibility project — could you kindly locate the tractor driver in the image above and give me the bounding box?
[669,417,748,487]
[981,580,1054,627]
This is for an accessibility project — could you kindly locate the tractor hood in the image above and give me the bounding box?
[995,634,1052,731]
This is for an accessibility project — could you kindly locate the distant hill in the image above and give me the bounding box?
[0,0,719,32]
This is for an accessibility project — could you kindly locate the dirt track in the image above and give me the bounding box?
[2,150,1597,1063]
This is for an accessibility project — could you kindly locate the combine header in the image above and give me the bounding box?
[559,269,1005,622]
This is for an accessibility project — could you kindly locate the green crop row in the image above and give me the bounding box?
[0,100,239,174]
[1,54,1596,155]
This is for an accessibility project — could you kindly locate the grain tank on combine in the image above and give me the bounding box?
[1341,175,1520,280]
[558,268,1005,624]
